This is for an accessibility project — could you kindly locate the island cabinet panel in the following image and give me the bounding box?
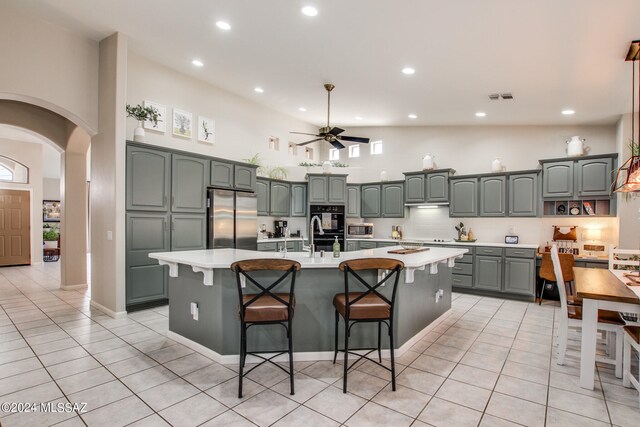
[479,176,506,217]
[381,183,405,218]
[308,175,328,203]
[576,158,612,197]
[474,255,502,291]
[358,240,377,249]
[234,165,256,191]
[346,185,360,218]
[542,161,573,198]
[328,176,347,203]
[170,214,207,251]
[404,174,425,203]
[504,257,535,295]
[508,173,538,217]
[290,183,307,217]
[449,178,477,217]
[269,181,291,217]
[426,172,450,203]
[256,179,270,216]
[126,146,171,212]
[171,154,209,213]
[210,161,234,188]
[361,185,381,218]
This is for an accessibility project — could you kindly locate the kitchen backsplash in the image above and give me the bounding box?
[258,216,307,238]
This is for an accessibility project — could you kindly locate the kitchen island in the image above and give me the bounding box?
[149,246,467,363]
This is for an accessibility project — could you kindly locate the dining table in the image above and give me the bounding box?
[574,267,640,389]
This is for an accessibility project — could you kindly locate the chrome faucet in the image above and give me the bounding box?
[303,215,324,257]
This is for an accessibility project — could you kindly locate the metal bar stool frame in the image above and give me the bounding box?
[332,258,404,393]
[231,259,301,398]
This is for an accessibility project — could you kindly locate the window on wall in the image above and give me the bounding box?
[268,136,280,151]
[0,165,13,181]
[288,142,298,156]
[370,140,383,155]
[329,148,339,161]
[348,145,360,158]
[0,156,28,184]
[305,147,314,160]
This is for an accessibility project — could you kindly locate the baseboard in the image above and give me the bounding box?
[167,308,453,365]
[90,300,127,319]
[61,283,88,291]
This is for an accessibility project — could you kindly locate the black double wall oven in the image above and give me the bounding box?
[310,205,345,252]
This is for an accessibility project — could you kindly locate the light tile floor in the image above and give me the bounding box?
[0,262,639,426]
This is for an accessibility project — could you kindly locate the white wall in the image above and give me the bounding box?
[0,138,43,263]
[43,178,60,200]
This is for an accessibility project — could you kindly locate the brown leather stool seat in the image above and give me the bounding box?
[242,294,295,322]
[624,325,640,344]
[567,306,625,325]
[333,292,390,320]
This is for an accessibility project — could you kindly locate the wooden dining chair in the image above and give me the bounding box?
[539,252,576,305]
[609,247,640,273]
[622,326,640,407]
[551,245,625,377]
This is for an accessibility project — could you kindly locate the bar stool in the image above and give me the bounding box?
[332,258,404,393]
[622,326,640,407]
[230,259,301,398]
[539,252,576,305]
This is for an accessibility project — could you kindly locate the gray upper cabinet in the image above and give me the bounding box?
[126,146,171,212]
[404,174,425,203]
[290,183,307,217]
[210,161,234,188]
[426,172,450,203]
[542,161,573,198]
[576,158,612,197]
[381,183,405,218]
[171,154,208,213]
[474,255,502,291]
[256,179,270,216]
[270,181,291,217]
[170,214,207,251]
[361,185,381,218]
[450,178,478,217]
[346,185,361,218]
[234,165,256,191]
[504,257,535,295]
[508,173,538,217]
[328,176,347,203]
[308,175,328,203]
[479,176,506,217]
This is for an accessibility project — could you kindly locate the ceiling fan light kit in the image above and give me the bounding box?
[291,84,370,150]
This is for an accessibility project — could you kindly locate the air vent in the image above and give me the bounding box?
[488,93,514,100]
[501,93,513,100]
[488,93,500,100]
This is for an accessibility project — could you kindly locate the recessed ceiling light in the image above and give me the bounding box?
[299,107,307,112]
[191,59,203,67]
[301,6,318,16]
[562,109,575,115]
[408,114,418,119]
[355,116,363,120]
[216,21,231,30]
[475,112,487,117]
[254,87,264,93]
[402,67,415,75]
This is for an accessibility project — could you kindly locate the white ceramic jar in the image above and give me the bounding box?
[567,136,586,157]
[322,160,332,174]
[422,154,435,170]
[491,158,504,172]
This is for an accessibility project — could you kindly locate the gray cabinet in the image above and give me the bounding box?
[509,173,538,217]
[361,185,381,218]
[346,241,359,251]
[290,183,307,217]
[171,154,209,213]
[479,176,506,217]
[270,181,291,217]
[234,165,256,191]
[542,161,573,198]
[257,242,278,252]
[307,174,347,204]
[346,185,361,218]
[504,257,535,295]
[308,175,328,203]
[126,146,171,212]
[381,183,405,218]
[256,179,270,216]
[170,214,207,251]
[328,176,347,203]
[210,161,234,188]
[474,255,502,291]
[426,172,450,203]
[576,158,612,197]
[358,240,377,249]
[450,178,478,217]
[404,174,425,203]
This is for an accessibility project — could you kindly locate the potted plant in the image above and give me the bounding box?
[43,229,59,249]
[126,103,161,142]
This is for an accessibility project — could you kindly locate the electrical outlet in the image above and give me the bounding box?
[435,289,445,303]
[190,302,199,321]
[106,230,113,241]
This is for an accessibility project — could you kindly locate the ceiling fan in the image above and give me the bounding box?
[291,84,370,150]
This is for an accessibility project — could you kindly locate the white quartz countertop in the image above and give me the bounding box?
[346,238,539,249]
[257,237,306,243]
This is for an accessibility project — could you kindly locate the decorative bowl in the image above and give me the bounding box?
[399,240,423,250]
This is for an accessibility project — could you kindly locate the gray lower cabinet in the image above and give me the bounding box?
[308,175,328,203]
[257,241,303,252]
[358,240,377,249]
[171,154,208,213]
[346,241,359,251]
[450,178,478,217]
[256,179,270,216]
[170,214,207,251]
[474,255,502,291]
[542,161,573,198]
[290,183,307,217]
[346,185,360,218]
[210,161,234,188]
[509,173,538,217]
[381,183,405,218]
[328,176,347,203]
[426,172,450,203]
[126,212,170,306]
[234,165,256,191]
[404,174,425,203]
[576,158,612,197]
[270,181,291,217]
[479,176,506,217]
[257,242,277,252]
[361,185,381,218]
[504,257,535,295]
[126,145,171,212]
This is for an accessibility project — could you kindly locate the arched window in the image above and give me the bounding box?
[0,164,13,181]
[0,155,29,184]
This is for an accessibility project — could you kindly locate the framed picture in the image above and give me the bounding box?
[43,200,61,222]
[198,116,215,143]
[172,108,192,138]
[143,100,166,133]
[505,235,519,244]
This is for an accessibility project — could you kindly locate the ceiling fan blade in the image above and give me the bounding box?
[329,127,345,136]
[338,135,370,144]
[329,140,345,150]
[290,131,319,136]
[297,138,324,146]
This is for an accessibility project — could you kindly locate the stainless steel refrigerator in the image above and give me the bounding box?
[206,189,258,250]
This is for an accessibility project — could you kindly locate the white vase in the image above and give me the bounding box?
[491,158,504,172]
[567,136,587,157]
[380,170,389,181]
[422,154,435,170]
[134,120,145,142]
[322,160,332,174]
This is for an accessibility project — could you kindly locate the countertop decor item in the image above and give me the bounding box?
[126,103,161,142]
[388,247,430,254]
[505,235,519,244]
[422,154,435,170]
[399,240,423,250]
[566,136,588,157]
[454,238,477,243]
